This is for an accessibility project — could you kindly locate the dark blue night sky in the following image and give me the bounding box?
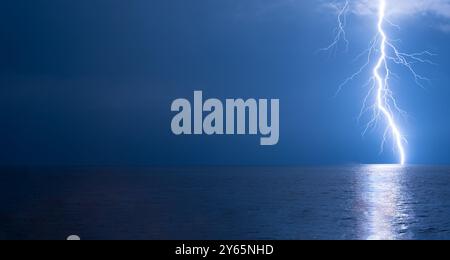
[1,0,449,166]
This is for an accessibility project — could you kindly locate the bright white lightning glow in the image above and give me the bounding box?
[374,0,406,165]
[323,0,435,165]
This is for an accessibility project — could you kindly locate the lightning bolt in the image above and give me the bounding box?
[374,0,405,165]
[323,0,434,165]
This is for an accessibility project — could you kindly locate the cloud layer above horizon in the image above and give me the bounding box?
[322,0,450,33]
[351,0,450,18]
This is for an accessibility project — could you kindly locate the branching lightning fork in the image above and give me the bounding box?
[323,0,434,165]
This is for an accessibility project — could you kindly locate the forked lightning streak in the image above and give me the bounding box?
[324,0,434,165]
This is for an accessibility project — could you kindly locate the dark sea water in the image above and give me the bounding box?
[1,165,450,240]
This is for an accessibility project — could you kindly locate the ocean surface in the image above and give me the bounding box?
[1,165,450,240]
